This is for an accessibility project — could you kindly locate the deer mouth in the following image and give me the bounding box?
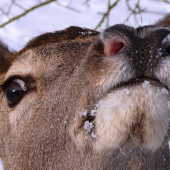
[114,76,166,88]
[82,76,169,138]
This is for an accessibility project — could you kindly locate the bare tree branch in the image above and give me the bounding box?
[124,0,142,24]
[83,0,90,7]
[156,0,170,4]
[0,0,55,28]
[123,0,168,25]
[144,10,167,15]
[107,0,110,26]
[55,2,80,13]
[0,0,169,29]
[0,0,15,18]
[14,2,26,11]
[95,0,120,30]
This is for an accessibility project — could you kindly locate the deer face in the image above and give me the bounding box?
[0,17,170,169]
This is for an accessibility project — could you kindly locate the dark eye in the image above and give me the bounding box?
[5,79,27,106]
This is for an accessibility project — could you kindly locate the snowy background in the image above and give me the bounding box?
[0,0,170,51]
[0,0,170,169]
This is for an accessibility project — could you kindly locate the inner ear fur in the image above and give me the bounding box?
[155,13,170,27]
[0,41,15,74]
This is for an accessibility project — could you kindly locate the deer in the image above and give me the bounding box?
[0,14,170,170]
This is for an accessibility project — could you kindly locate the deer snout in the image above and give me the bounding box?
[101,25,170,80]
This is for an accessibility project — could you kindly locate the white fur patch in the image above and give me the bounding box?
[94,83,170,152]
[97,57,136,94]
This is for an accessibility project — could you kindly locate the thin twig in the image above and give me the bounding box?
[95,0,120,30]
[107,0,110,26]
[83,0,90,7]
[124,0,142,24]
[14,2,26,11]
[155,0,170,4]
[124,0,168,24]
[55,2,80,13]
[144,10,166,15]
[0,0,55,28]
[0,0,15,17]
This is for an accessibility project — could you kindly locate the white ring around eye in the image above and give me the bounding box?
[12,79,27,91]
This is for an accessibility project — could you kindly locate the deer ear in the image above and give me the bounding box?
[155,13,170,27]
[0,41,15,73]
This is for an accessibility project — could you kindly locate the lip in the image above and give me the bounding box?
[83,76,169,137]
[113,76,166,88]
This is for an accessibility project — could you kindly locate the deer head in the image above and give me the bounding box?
[0,14,170,170]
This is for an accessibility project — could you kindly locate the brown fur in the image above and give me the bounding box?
[0,14,170,170]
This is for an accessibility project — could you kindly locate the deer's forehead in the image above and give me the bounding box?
[5,51,33,79]
[5,41,92,81]
[5,50,48,81]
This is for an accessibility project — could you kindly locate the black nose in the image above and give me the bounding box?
[102,24,170,78]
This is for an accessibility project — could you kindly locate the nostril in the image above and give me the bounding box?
[104,39,124,57]
[165,44,170,55]
[162,34,170,55]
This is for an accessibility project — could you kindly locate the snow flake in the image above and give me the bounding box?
[79,109,88,116]
[91,132,97,138]
[83,121,94,132]
[142,80,150,88]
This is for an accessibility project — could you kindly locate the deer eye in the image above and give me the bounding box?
[5,79,27,106]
